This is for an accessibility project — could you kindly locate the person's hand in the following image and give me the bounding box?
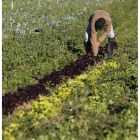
[93,54,98,57]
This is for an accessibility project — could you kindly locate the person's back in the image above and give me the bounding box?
[84,10,116,59]
[88,10,111,24]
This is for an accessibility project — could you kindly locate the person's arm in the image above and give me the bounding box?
[90,17,98,56]
[96,40,100,55]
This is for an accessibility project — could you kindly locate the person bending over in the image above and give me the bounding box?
[84,10,115,59]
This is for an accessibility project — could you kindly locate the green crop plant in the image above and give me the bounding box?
[2,0,138,139]
[2,0,137,93]
[2,61,121,139]
[3,59,137,139]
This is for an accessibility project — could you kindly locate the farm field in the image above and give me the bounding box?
[2,0,138,139]
[2,0,117,38]
[3,0,125,93]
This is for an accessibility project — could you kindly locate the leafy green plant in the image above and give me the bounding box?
[2,0,138,139]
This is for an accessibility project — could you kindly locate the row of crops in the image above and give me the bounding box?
[2,0,138,139]
[3,0,117,38]
[2,0,136,93]
[3,56,138,139]
[3,59,138,139]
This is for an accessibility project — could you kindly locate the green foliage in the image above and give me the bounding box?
[3,60,138,139]
[2,0,138,139]
[2,0,138,93]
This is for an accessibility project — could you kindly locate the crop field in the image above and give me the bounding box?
[2,0,116,38]
[2,0,138,139]
[2,0,125,93]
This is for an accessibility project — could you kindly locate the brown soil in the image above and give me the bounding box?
[116,28,128,39]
